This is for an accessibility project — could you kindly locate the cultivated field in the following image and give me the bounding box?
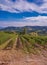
[0,31,47,65]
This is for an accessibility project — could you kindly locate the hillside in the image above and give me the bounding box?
[0,26,47,35]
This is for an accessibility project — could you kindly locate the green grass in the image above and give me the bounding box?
[4,40,13,50]
[0,32,11,45]
[0,31,18,44]
[0,31,18,49]
[0,39,12,50]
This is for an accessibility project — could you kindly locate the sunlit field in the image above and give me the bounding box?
[0,31,47,65]
[0,31,47,52]
[0,31,18,50]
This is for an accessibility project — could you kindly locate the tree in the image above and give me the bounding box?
[23,27,27,34]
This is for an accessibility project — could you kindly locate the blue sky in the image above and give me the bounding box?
[0,0,47,27]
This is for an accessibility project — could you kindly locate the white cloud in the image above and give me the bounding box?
[24,16,47,25]
[0,0,47,13]
[0,16,47,27]
[25,16,47,20]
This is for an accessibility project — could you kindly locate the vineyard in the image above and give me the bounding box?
[0,31,47,65]
[0,31,18,50]
[0,31,47,54]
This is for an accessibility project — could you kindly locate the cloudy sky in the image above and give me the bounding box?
[0,0,47,27]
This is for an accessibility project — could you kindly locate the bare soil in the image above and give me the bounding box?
[0,49,47,65]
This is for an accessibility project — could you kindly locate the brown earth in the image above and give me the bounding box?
[0,49,47,65]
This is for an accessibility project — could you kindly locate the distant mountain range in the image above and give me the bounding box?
[0,27,3,29]
[0,26,47,34]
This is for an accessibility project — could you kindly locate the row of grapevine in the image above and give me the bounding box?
[22,34,47,49]
[20,35,35,53]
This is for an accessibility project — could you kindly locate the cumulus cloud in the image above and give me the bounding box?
[0,0,47,13]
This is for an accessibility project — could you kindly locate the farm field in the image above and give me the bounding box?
[0,31,18,50]
[0,31,47,65]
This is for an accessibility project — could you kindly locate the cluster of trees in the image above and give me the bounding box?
[19,27,27,35]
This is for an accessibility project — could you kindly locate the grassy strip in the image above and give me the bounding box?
[0,32,12,45]
[0,39,12,50]
[3,34,18,50]
[4,40,13,50]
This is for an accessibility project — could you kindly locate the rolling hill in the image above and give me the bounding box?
[0,26,47,35]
